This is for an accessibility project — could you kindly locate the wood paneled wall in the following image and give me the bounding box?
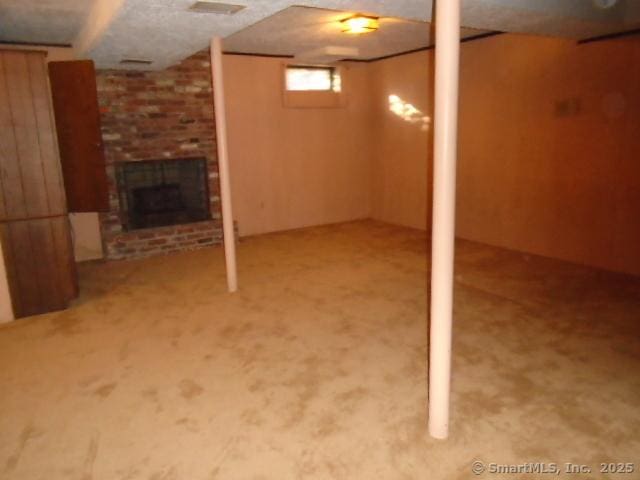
[368,34,640,276]
[223,56,373,237]
[0,50,77,318]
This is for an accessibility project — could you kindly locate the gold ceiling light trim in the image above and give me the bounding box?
[340,15,380,34]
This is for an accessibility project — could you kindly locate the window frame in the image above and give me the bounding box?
[281,62,346,109]
[284,65,337,92]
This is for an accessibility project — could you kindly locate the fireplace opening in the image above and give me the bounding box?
[116,158,210,231]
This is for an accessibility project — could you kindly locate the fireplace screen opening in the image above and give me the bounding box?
[116,158,210,231]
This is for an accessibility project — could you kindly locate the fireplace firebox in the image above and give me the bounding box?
[116,158,210,231]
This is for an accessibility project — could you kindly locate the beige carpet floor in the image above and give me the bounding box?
[1,220,639,479]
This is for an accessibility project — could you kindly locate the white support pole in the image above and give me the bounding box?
[428,0,461,439]
[210,37,238,293]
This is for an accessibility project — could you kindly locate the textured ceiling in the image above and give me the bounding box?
[1,0,639,69]
[82,0,435,69]
[224,7,489,61]
[0,0,91,45]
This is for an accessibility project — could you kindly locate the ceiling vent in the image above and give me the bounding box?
[189,1,246,15]
[120,58,153,65]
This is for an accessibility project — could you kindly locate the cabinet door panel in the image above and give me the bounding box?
[2,51,51,218]
[48,60,109,212]
[27,54,66,215]
[0,52,27,220]
[0,50,78,319]
[4,222,41,316]
[50,214,78,301]
[1,217,76,318]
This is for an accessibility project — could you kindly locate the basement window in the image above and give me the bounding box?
[285,66,341,92]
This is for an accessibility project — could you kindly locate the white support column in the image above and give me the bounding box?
[210,37,238,293]
[428,0,461,439]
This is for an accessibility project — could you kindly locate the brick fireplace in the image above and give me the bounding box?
[96,49,223,259]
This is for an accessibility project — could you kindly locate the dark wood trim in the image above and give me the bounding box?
[0,40,72,49]
[353,45,434,63]
[287,64,334,71]
[461,31,504,44]
[578,28,640,45]
[223,31,503,64]
[345,31,503,63]
[223,51,294,59]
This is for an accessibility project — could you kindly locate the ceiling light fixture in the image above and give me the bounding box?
[341,15,379,34]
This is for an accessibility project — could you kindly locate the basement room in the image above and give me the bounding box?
[0,0,639,478]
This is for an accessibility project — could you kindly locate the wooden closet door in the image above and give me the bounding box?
[0,50,67,218]
[0,50,77,318]
[0,219,76,317]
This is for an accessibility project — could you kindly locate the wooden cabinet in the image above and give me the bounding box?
[48,60,109,212]
[0,49,78,318]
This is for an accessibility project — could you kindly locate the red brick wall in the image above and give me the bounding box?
[96,49,222,259]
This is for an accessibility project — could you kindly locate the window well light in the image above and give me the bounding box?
[341,15,379,34]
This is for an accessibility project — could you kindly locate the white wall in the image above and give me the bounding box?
[369,51,433,230]
[70,213,104,261]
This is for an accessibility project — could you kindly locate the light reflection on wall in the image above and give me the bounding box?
[388,94,431,131]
